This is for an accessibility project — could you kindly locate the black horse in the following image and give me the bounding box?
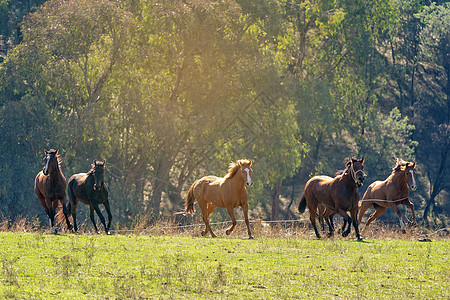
[67,160,112,234]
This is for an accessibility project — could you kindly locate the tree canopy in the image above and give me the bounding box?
[0,0,448,228]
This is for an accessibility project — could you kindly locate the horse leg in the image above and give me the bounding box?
[324,210,334,235]
[336,208,352,237]
[104,201,113,234]
[404,200,416,225]
[242,202,253,239]
[60,197,72,230]
[91,202,108,234]
[198,200,216,237]
[358,201,372,224]
[49,199,58,234]
[307,204,321,238]
[318,205,325,231]
[350,208,362,241]
[88,205,99,233]
[37,193,52,232]
[225,206,237,236]
[363,206,387,232]
[71,202,79,232]
[392,205,406,233]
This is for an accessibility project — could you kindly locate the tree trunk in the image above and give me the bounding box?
[423,147,449,226]
[148,155,174,220]
[271,179,283,221]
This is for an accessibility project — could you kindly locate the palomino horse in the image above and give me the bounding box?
[182,159,254,239]
[67,160,112,234]
[358,158,417,233]
[298,157,365,240]
[34,149,72,234]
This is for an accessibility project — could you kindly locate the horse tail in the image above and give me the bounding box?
[298,195,307,214]
[184,182,197,215]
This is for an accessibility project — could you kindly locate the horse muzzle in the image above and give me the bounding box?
[94,185,101,191]
[411,185,417,191]
[247,182,253,187]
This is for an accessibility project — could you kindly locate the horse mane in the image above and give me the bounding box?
[393,158,407,173]
[45,149,63,166]
[87,160,104,175]
[224,159,251,179]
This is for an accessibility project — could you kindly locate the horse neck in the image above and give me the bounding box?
[227,172,245,189]
[48,165,62,182]
[340,172,357,191]
[390,171,409,194]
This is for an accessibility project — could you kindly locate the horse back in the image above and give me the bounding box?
[362,180,387,200]
[195,175,243,208]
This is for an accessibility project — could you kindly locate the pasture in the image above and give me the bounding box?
[0,225,448,299]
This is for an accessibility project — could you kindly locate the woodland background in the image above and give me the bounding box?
[0,0,448,228]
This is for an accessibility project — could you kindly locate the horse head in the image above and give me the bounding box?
[43,149,59,175]
[238,159,253,187]
[346,156,365,187]
[397,159,417,191]
[92,160,105,191]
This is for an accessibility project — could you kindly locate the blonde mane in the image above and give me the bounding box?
[224,159,252,179]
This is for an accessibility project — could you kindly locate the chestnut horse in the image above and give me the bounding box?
[34,149,72,234]
[358,158,417,233]
[182,159,254,239]
[67,160,112,234]
[298,157,365,240]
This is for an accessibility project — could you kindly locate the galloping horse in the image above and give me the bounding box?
[34,149,72,234]
[358,158,417,233]
[298,157,365,240]
[67,160,112,234]
[182,159,254,239]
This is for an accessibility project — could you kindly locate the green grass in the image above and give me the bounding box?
[0,231,448,299]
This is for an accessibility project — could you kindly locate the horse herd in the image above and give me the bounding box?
[34,150,417,241]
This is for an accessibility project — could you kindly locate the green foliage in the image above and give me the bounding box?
[1,0,447,225]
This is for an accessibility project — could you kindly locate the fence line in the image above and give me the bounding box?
[109,218,309,233]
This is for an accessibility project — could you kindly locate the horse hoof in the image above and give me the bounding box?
[226,230,231,235]
[248,235,254,240]
[357,236,363,241]
[201,231,207,236]
[107,231,111,235]
[342,232,349,237]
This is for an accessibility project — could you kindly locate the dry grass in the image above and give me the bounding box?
[1,214,448,241]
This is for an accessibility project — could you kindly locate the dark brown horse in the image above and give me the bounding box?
[298,157,365,240]
[67,160,112,234]
[182,159,254,239]
[34,149,72,234]
[358,158,417,233]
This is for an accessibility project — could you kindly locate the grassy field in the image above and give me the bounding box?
[0,224,448,299]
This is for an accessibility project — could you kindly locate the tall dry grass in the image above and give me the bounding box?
[1,214,448,240]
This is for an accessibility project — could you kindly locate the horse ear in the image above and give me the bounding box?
[44,149,48,154]
[55,149,59,154]
[93,159,96,165]
[412,162,416,168]
[249,160,252,166]
[360,157,365,164]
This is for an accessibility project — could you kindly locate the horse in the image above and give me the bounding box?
[298,157,365,240]
[182,159,254,239]
[67,160,112,234]
[34,149,72,234]
[358,158,417,233]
